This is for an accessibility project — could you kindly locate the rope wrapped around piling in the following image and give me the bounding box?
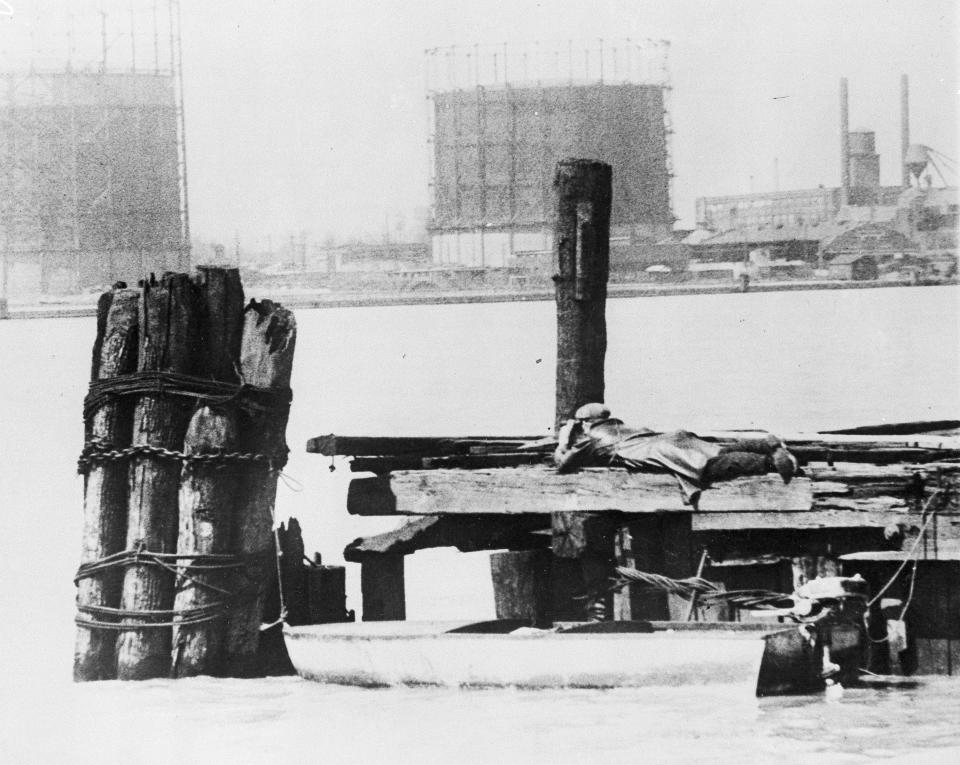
[73,547,273,631]
[77,370,293,474]
[82,370,292,423]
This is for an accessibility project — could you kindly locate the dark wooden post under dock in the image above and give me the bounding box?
[361,555,406,621]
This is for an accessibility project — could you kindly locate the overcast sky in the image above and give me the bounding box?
[2,1,957,249]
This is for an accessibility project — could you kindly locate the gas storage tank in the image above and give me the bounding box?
[430,83,672,230]
[426,41,673,266]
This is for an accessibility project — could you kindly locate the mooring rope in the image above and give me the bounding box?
[612,566,797,610]
[74,547,273,631]
[614,567,720,598]
[74,548,270,585]
[79,370,292,474]
[83,370,292,424]
[866,488,947,610]
[75,600,240,630]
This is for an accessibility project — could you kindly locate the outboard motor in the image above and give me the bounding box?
[793,575,870,686]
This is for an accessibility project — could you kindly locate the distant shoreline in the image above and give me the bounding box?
[3,277,957,320]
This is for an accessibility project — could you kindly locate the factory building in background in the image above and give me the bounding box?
[426,40,674,267]
[695,75,951,236]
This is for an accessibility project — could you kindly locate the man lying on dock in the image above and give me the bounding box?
[554,403,798,508]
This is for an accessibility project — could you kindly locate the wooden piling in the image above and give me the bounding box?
[194,266,244,381]
[306,561,351,625]
[116,273,199,680]
[278,518,310,626]
[75,287,139,680]
[170,407,239,677]
[361,556,406,621]
[553,158,611,429]
[170,267,244,678]
[490,550,553,627]
[551,158,613,620]
[223,299,297,676]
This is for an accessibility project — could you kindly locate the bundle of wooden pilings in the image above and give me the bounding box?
[74,267,297,681]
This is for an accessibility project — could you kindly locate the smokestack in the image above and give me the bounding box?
[901,74,910,187]
[840,77,850,206]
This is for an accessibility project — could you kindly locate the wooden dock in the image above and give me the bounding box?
[306,159,960,676]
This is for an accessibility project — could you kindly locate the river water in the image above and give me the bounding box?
[1,285,958,763]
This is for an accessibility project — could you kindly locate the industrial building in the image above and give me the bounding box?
[693,75,956,275]
[697,76,923,233]
[427,40,674,267]
[0,7,189,297]
[0,70,188,293]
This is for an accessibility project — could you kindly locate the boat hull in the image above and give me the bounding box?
[283,620,806,692]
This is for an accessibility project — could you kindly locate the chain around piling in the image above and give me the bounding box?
[77,439,286,474]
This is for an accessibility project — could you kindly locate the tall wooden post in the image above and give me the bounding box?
[553,158,611,429]
[223,299,297,676]
[116,274,198,680]
[75,288,139,680]
[171,267,245,678]
[551,159,613,621]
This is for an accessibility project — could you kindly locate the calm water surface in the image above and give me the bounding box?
[1,286,958,763]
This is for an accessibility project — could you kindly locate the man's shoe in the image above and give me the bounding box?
[770,447,798,483]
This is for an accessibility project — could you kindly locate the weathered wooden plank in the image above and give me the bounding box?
[841,550,960,562]
[343,515,548,562]
[805,463,960,480]
[350,452,546,473]
[794,446,960,464]
[346,467,812,516]
[347,447,958,472]
[711,431,960,451]
[307,434,544,457]
[822,421,960,437]
[309,431,960,461]
[694,508,911,531]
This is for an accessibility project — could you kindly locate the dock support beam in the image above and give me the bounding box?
[490,550,553,627]
[361,555,406,621]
